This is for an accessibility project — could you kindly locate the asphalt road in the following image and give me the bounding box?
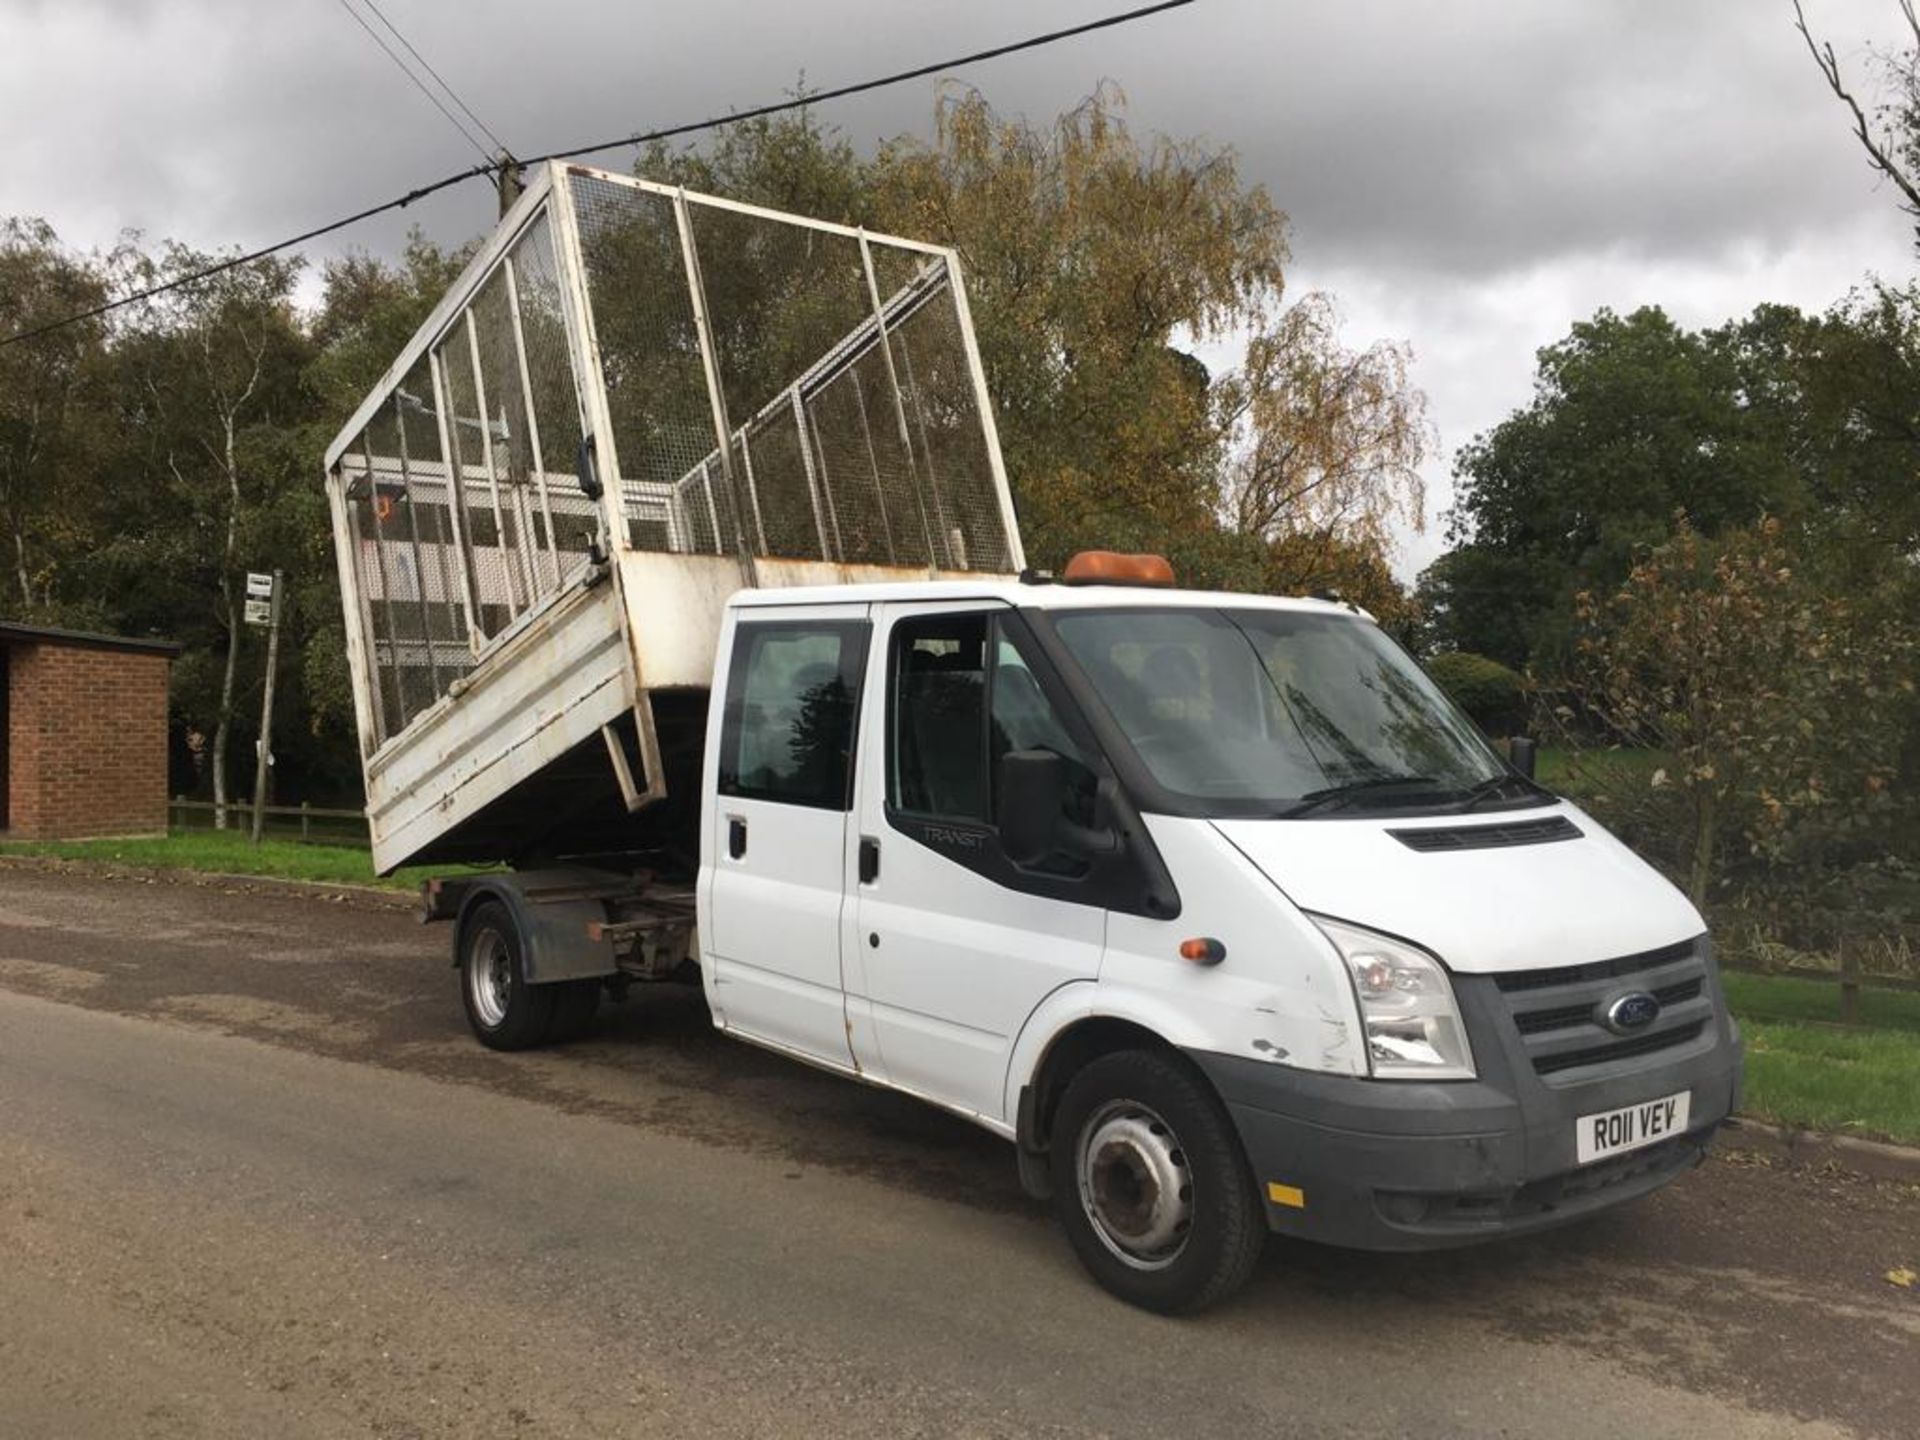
[0,862,1915,1439]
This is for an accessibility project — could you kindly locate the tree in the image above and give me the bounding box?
[643,88,1426,594]
[1427,304,1852,669]
[1795,0,1920,248]
[103,248,312,826]
[1425,651,1527,738]
[874,87,1290,573]
[0,220,110,613]
[1217,292,1427,557]
[1560,516,1916,908]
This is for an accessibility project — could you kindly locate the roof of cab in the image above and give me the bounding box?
[726,578,1372,620]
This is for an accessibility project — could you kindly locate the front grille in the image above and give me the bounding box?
[1532,1021,1708,1076]
[1389,815,1582,852]
[1512,977,1704,1036]
[1494,937,1715,1081]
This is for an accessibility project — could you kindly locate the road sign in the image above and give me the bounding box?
[246,572,274,599]
[244,598,273,627]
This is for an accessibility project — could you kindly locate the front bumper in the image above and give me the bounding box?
[1189,957,1745,1251]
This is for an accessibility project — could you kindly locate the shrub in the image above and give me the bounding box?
[1425,650,1527,736]
[1557,515,1918,909]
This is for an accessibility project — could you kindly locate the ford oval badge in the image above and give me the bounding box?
[1601,990,1662,1035]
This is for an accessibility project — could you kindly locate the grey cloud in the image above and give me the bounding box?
[3,0,1912,581]
[2,1,1906,281]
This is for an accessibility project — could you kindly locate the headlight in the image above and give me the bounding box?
[1312,917,1475,1080]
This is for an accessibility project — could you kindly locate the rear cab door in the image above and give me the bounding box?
[699,601,871,1070]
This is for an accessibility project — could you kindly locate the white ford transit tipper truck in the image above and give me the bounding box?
[325,164,1742,1312]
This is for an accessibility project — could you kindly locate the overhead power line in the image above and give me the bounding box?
[355,0,511,158]
[332,0,493,165]
[0,0,1194,350]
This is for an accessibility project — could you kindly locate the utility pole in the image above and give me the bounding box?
[249,569,284,845]
[496,151,524,218]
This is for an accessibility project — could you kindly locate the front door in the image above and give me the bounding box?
[703,606,870,1068]
[849,603,1107,1124]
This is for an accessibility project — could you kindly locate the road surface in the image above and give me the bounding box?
[0,862,1914,1438]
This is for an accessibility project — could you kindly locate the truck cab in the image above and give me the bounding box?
[694,558,1742,1312]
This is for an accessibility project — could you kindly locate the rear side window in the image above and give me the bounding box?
[719,619,869,809]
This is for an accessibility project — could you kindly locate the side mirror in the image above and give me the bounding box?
[576,434,604,502]
[1508,735,1537,780]
[998,749,1064,868]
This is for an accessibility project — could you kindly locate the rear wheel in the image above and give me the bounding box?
[459,901,554,1050]
[1048,1049,1265,1314]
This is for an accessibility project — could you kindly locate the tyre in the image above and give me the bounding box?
[1048,1048,1265,1314]
[459,900,555,1050]
[548,979,601,1043]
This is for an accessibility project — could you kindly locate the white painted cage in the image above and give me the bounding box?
[323,162,1023,873]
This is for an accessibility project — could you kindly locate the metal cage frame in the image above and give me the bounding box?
[325,162,1024,765]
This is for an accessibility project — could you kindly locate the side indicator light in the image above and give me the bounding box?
[1267,1182,1306,1209]
[1178,937,1226,965]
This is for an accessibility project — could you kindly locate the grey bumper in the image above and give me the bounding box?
[1189,949,1744,1251]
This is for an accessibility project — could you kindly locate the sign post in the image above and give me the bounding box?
[247,570,283,845]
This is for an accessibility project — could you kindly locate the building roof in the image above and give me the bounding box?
[0,620,182,658]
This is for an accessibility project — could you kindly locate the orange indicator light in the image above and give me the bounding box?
[1178,937,1226,966]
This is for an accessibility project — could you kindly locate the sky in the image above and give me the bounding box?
[2,0,1914,577]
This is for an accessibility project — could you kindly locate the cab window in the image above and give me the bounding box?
[887,612,1096,865]
[719,619,868,809]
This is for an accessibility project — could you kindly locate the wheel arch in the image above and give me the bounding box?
[1007,989,1226,1201]
[448,871,618,984]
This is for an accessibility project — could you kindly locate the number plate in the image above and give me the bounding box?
[1575,1090,1691,1164]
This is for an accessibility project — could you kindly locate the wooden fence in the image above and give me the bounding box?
[168,797,369,846]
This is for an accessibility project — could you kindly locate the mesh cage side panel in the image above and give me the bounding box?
[508,214,601,569]
[880,272,1013,573]
[434,325,517,639]
[365,402,446,724]
[569,175,734,554]
[686,201,875,561]
[739,404,823,561]
[864,242,1011,572]
[340,427,405,738]
[802,345,929,567]
[389,354,472,713]
[470,268,547,604]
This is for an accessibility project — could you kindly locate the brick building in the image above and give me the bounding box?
[0,623,179,840]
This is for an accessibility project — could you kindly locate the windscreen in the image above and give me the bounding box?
[1051,608,1507,815]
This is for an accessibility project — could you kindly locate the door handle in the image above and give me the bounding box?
[728,816,747,860]
[858,835,880,884]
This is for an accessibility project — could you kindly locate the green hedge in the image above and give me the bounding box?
[1426,650,1527,737]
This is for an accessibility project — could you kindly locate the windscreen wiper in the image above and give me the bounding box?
[1275,774,1443,818]
[1449,772,1556,812]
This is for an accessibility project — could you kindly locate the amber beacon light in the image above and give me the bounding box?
[1061,550,1177,586]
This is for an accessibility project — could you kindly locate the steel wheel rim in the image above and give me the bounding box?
[1076,1099,1194,1271]
[468,928,511,1028]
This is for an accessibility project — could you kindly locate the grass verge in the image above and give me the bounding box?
[0,831,483,893]
[1721,971,1920,1147]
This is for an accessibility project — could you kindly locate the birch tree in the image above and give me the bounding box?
[114,248,308,827]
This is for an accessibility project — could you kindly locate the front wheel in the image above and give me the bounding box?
[1048,1049,1266,1313]
[459,900,555,1050]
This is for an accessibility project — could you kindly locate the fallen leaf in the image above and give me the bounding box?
[1888,1267,1917,1289]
